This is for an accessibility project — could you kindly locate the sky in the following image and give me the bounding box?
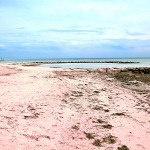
[0,0,150,59]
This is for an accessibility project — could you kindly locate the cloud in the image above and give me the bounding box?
[0,44,6,47]
[126,31,146,36]
[39,28,104,34]
[0,0,150,58]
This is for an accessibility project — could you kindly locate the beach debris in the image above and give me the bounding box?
[93,90,100,93]
[93,139,102,147]
[112,112,125,116]
[72,125,79,130]
[97,119,106,124]
[102,135,116,144]
[101,88,107,91]
[117,145,130,150]
[84,132,95,139]
[106,78,115,82]
[102,124,113,129]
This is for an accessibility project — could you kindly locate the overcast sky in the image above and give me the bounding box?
[0,0,150,59]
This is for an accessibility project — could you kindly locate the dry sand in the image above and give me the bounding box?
[0,63,149,150]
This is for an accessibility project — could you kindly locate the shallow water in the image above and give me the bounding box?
[3,58,150,69]
[40,58,150,69]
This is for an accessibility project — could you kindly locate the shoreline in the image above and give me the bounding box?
[21,61,139,66]
[17,61,150,69]
[28,60,139,63]
[0,63,149,150]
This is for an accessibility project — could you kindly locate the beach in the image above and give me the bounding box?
[0,63,149,150]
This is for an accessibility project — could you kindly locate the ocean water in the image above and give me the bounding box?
[40,58,150,69]
[2,58,150,69]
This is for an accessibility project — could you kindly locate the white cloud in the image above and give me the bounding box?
[0,0,150,57]
[0,44,6,47]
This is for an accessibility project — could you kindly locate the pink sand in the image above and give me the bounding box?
[0,63,149,150]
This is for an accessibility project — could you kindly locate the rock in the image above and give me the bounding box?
[106,78,114,82]
[101,88,107,91]
[128,80,142,86]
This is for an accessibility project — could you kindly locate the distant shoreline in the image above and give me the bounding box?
[34,61,139,63]
[21,61,139,66]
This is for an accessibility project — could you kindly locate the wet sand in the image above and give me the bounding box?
[0,63,149,150]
